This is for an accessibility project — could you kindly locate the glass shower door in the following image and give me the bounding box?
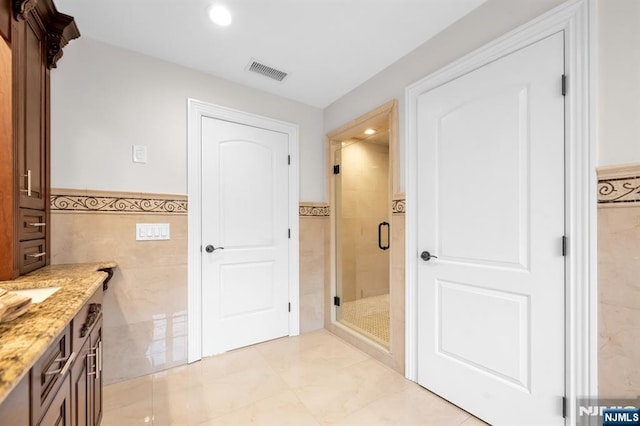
[334,137,390,348]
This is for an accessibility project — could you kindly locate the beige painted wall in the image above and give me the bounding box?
[597,0,640,166]
[50,38,325,201]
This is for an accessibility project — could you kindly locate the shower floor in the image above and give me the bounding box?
[338,294,390,348]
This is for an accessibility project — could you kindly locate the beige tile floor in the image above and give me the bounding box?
[102,330,486,425]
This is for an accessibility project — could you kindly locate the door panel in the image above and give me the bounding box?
[201,117,289,356]
[220,261,275,317]
[437,88,529,268]
[417,33,565,425]
[219,141,275,247]
[438,280,529,388]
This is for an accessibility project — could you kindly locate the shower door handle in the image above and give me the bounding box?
[378,221,390,251]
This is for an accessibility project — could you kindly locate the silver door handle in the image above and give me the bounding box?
[420,251,438,261]
[19,170,31,196]
[205,245,224,253]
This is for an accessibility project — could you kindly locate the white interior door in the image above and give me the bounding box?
[416,33,565,425]
[201,117,290,356]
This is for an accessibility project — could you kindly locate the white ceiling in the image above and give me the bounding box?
[55,0,486,108]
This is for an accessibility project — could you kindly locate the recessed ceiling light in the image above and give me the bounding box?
[364,129,376,135]
[209,4,232,27]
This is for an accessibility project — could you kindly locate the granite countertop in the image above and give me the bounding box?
[0,262,117,405]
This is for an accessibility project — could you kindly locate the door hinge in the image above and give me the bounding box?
[562,74,567,96]
[333,296,341,306]
[288,155,291,165]
[562,235,567,256]
[288,302,291,312]
[333,164,340,175]
[288,229,291,239]
[562,396,567,418]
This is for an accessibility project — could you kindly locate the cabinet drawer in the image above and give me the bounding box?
[72,288,103,352]
[31,325,73,425]
[19,239,46,275]
[18,208,46,241]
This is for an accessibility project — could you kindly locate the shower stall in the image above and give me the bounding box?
[334,132,390,348]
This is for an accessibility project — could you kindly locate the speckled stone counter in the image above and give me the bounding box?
[0,262,116,404]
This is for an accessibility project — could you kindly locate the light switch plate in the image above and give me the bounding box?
[133,145,147,163]
[136,223,170,241]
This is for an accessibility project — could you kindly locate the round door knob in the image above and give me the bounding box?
[421,251,438,261]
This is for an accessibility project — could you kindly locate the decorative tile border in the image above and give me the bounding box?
[298,201,404,216]
[299,203,329,217]
[50,189,187,214]
[392,199,405,214]
[598,177,640,205]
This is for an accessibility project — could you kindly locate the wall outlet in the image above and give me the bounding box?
[136,223,170,241]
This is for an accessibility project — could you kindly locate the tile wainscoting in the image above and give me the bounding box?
[50,189,329,384]
[597,166,640,397]
[298,202,330,334]
[50,189,189,384]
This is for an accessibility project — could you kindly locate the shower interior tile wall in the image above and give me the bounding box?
[340,142,390,300]
[50,189,325,384]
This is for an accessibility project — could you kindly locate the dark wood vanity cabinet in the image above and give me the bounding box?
[0,287,104,426]
[0,0,79,280]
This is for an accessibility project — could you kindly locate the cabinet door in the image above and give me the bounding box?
[71,339,90,426]
[0,373,29,426]
[14,11,47,211]
[71,316,103,426]
[38,374,71,426]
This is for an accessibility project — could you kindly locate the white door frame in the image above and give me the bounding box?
[405,1,596,425]
[187,99,300,363]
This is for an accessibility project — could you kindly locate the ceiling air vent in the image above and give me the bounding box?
[246,59,288,82]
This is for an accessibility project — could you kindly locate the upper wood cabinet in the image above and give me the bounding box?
[0,0,79,280]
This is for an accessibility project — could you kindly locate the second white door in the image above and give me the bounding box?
[201,117,290,356]
[416,33,566,425]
